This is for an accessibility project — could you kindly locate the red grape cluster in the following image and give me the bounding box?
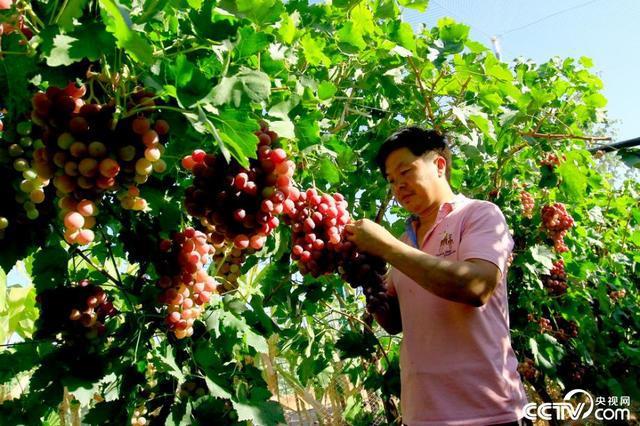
[520,190,534,219]
[541,203,574,253]
[183,123,295,251]
[540,152,565,169]
[542,259,567,296]
[517,358,538,382]
[67,279,116,338]
[34,279,116,341]
[29,83,169,237]
[284,188,389,310]
[553,316,578,342]
[609,289,626,302]
[529,315,553,334]
[284,188,350,277]
[156,228,218,339]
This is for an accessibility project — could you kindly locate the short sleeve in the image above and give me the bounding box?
[458,202,514,276]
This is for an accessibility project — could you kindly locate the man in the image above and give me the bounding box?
[344,127,528,426]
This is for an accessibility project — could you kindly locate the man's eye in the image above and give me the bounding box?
[401,169,410,175]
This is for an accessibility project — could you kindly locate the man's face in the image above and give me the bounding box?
[384,147,446,214]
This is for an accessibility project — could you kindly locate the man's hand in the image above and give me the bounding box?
[343,219,397,259]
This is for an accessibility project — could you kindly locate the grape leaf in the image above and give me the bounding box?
[236,26,272,59]
[99,0,154,63]
[232,398,286,426]
[32,244,68,292]
[57,0,90,32]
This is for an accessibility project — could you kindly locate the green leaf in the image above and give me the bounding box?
[529,245,554,272]
[173,54,211,107]
[45,35,78,67]
[232,398,286,426]
[204,375,233,399]
[278,12,298,44]
[0,267,6,315]
[584,93,607,108]
[300,34,331,67]
[57,0,89,32]
[157,346,185,382]
[219,0,284,25]
[337,22,366,50]
[32,244,68,292]
[245,329,268,353]
[557,156,588,202]
[317,158,340,183]
[84,400,126,425]
[213,108,260,168]
[99,0,154,63]
[317,81,337,100]
[210,68,271,107]
[236,26,271,59]
[397,0,429,12]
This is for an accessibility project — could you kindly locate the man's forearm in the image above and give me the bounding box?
[382,238,490,307]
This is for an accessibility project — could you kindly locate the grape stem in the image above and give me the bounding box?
[519,131,611,141]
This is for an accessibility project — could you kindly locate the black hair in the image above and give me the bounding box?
[374,127,452,182]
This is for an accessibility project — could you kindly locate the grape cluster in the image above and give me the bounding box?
[184,123,295,251]
[517,358,538,382]
[67,279,116,338]
[284,188,350,277]
[284,188,389,312]
[609,289,626,302]
[528,315,553,334]
[156,228,218,339]
[130,405,148,426]
[35,279,116,341]
[520,190,534,219]
[542,259,567,296]
[541,203,574,253]
[554,316,579,341]
[210,241,253,294]
[540,152,565,169]
[29,83,169,240]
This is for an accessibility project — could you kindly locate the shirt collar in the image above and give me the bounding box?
[406,193,466,225]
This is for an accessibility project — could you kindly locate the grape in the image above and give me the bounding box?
[520,190,534,219]
[540,152,565,169]
[184,122,296,250]
[0,217,8,230]
[64,211,85,230]
[156,228,218,339]
[541,203,574,253]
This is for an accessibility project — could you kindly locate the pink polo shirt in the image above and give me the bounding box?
[388,194,527,425]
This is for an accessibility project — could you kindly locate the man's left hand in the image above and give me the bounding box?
[343,219,396,259]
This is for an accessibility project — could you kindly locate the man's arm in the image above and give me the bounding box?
[383,242,501,307]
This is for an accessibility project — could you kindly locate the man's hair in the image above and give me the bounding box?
[374,127,452,182]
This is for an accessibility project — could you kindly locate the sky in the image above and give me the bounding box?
[403,0,640,142]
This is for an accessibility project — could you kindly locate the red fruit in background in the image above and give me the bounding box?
[62,82,87,99]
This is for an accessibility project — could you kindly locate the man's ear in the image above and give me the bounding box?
[434,155,447,178]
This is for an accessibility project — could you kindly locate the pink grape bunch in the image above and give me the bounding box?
[156,228,218,339]
[29,83,170,237]
[60,197,98,245]
[67,279,116,339]
[284,188,351,277]
[553,316,579,342]
[541,203,574,253]
[540,152,565,169]
[520,190,535,219]
[542,259,568,296]
[183,122,296,251]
